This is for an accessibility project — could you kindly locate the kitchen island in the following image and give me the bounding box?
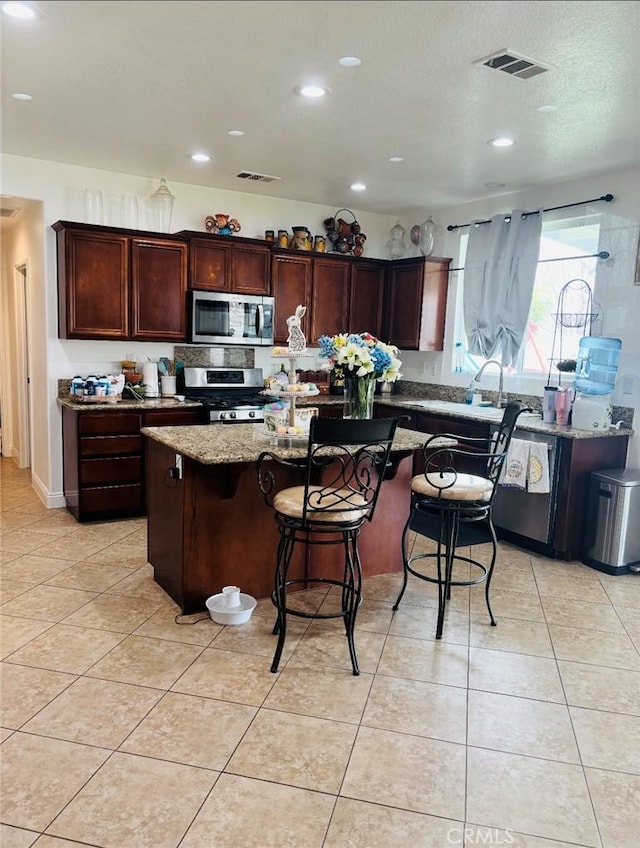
[142,423,427,613]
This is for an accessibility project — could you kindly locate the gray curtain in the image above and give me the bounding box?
[463,209,542,367]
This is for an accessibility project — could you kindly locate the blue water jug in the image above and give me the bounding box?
[574,337,621,396]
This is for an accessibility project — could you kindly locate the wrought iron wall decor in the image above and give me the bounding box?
[323,209,367,256]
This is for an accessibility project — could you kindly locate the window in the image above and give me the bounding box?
[454,213,601,377]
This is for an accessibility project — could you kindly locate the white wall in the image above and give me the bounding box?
[0,153,400,504]
[401,164,640,467]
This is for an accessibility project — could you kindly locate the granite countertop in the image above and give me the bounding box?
[57,397,203,412]
[377,397,634,440]
[58,393,633,440]
[141,423,431,465]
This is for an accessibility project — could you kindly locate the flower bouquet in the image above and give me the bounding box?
[317,332,402,418]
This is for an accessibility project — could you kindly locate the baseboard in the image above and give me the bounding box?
[31,471,66,509]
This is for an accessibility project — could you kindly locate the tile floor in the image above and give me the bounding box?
[1,456,639,848]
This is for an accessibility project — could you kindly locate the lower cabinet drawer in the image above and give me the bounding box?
[80,483,144,514]
[143,410,204,427]
[79,435,142,457]
[80,456,142,485]
[79,413,141,435]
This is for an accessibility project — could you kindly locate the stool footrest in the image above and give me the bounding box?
[272,577,360,621]
[406,552,490,587]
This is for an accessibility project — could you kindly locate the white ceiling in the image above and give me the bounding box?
[1,0,639,216]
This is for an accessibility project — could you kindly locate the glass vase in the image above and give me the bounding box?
[343,376,375,419]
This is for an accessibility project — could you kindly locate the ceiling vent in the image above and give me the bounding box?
[0,207,19,218]
[236,171,281,183]
[477,49,549,80]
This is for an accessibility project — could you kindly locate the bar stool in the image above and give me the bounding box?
[393,401,531,639]
[257,415,400,675]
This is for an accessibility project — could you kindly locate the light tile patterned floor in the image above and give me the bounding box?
[1,456,639,848]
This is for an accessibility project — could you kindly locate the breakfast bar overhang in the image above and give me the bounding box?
[142,423,428,613]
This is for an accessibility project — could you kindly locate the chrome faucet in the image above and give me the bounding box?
[474,359,506,408]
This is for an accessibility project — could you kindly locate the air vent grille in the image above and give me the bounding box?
[477,49,549,79]
[236,171,281,183]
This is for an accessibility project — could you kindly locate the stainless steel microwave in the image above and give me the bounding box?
[190,291,274,346]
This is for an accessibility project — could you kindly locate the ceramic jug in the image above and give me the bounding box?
[291,227,312,250]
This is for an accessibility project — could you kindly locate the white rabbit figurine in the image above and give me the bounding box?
[286,305,307,352]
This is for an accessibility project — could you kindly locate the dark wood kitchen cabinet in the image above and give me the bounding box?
[272,253,312,344]
[309,256,351,342]
[178,231,271,295]
[350,260,385,337]
[62,404,204,522]
[271,251,384,344]
[53,221,188,341]
[130,237,187,340]
[385,256,451,350]
[54,224,130,340]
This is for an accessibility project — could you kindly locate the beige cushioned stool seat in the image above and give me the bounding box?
[273,485,369,522]
[411,472,493,502]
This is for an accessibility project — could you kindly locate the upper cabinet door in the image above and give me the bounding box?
[420,257,451,351]
[130,238,188,341]
[230,243,271,294]
[386,260,426,349]
[349,260,385,338]
[189,238,231,291]
[385,257,451,350]
[56,227,129,339]
[310,257,351,344]
[271,254,312,344]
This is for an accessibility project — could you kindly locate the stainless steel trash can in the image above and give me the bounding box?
[582,468,640,575]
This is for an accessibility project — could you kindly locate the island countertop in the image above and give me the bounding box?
[141,422,429,464]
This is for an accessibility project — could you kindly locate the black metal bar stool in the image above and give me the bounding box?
[393,401,531,639]
[257,416,400,675]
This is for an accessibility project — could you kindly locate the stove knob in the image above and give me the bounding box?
[230,411,237,419]
[219,412,228,421]
[248,410,256,418]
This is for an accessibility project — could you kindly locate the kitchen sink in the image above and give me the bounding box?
[396,400,540,422]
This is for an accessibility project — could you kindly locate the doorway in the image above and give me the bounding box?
[0,260,32,469]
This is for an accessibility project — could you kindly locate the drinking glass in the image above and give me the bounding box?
[120,195,139,229]
[83,189,104,224]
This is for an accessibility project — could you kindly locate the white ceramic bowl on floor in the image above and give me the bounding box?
[205,593,257,625]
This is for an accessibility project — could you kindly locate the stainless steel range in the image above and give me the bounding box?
[183,367,271,423]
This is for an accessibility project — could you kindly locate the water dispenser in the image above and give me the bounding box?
[572,337,621,431]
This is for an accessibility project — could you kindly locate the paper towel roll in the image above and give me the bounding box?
[143,362,159,398]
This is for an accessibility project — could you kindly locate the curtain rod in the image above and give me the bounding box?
[446,193,614,232]
[448,250,610,274]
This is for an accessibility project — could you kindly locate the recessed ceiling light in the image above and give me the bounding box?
[339,56,361,67]
[488,137,515,148]
[227,129,245,137]
[350,182,367,192]
[12,92,32,100]
[537,105,557,113]
[295,85,329,98]
[2,1,38,18]
[190,152,211,163]
[388,156,404,163]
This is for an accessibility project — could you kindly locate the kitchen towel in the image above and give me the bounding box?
[500,438,529,490]
[527,442,550,494]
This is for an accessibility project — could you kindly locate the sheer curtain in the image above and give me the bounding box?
[463,209,542,367]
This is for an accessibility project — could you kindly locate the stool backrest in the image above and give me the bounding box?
[421,400,532,502]
[487,400,532,484]
[303,416,401,523]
